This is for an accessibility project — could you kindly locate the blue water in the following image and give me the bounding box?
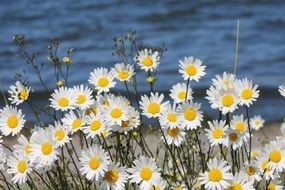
[1,1,285,121]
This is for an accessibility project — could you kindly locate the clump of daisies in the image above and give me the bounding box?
[1,31,285,190]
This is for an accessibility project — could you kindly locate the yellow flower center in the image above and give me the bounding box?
[41,142,53,155]
[89,157,100,170]
[140,167,153,181]
[269,150,282,163]
[18,89,28,100]
[261,160,271,172]
[245,166,256,176]
[6,115,19,128]
[221,94,234,107]
[255,120,261,126]
[230,183,243,190]
[229,132,238,141]
[241,89,253,100]
[235,122,246,133]
[208,168,222,182]
[251,150,259,158]
[212,128,224,139]
[98,77,109,87]
[167,127,180,137]
[142,56,153,67]
[24,144,32,155]
[86,107,97,115]
[223,80,229,86]
[175,186,183,190]
[72,119,82,129]
[121,120,129,128]
[117,70,129,80]
[63,56,71,64]
[105,169,119,183]
[177,91,186,100]
[167,113,177,122]
[90,120,101,131]
[110,108,122,119]
[76,95,87,104]
[54,130,65,141]
[185,65,197,76]
[150,186,160,190]
[184,108,197,121]
[17,160,27,173]
[58,97,69,107]
[267,182,276,190]
[147,102,160,114]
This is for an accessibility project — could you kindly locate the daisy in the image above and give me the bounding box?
[7,153,32,184]
[100,163,128,190]
[228,172,254,190]
[169,82,193,103]
[88,67,116,94]
[30,128,59,168]
[250,115,264,131]
[82,113,106,138]
[112,63,135,82]
[62,110,86,134]
[139,92,168,118]
[14,135,32,157]
[111,107,140,134]
[256,156,275,180]
[172,182,187,190]
[8,81,31,105]
[240,162,261,183]
[159,104,179,129]
[267,180,284,190]
[198,158,233,190]
[79,145,110,181]
[264,140,285,172]
[230,115,249,142]
[212,72,236,90]
[225,129,244,150]
[163,126,186,147]
[49,121,71,147]
[49,87,76,111]
[128,156,161,189]
[205,120,228,146]
[235,78,259,107]
[177,101,203,130]
[205,85,220,110]
[148,178,167,190]
[251,148,261,159]
[135,49,160,72]
[97,93,116,108]
[178,56,206,82]
[278,85,285,98]
[73,85,95,110]
[0,105,26,136]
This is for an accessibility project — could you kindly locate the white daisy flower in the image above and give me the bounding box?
[8,81,31,105]
[7,153,32,184]
[264,140,285,172]
[250,115,264,131]
[172,182,187,190]
[228,172,254,190]
[30,128,59,168]
[230,115,248,135]
[256,156,275,180]
[0,105,26,136]
[159,104,179,129]
[49,121,71,147]
[163,126,186,147]
[100,163,128,190]
[111,107,140,134]
[240,162,261,183]
[88,67,116,94]
[135,49,160,72]
[147,178,167,190]
[139,92,168,118]
[251,148,261,160]
[235,78,259,107]
[128,156,161,189]
[62,110,86,134]
[97,93,117,108]
[79,145,110,181]
[278,85,285,98]
[112,63,135,82]
[73,85,95,110]
[225,129,244,150]
[212,72,236,90]
[178,56,206,82]
[198,158,233,190]
[205,85,220,110]
[177,101,203,130]
[205,120,228,146]
[82,113,107,138]
[267,180,284,190]
[213,87,239,115]
[169,82,193,103]
[14,135,33,157]
[49,87,76,111]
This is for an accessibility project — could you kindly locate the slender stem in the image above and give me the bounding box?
[245,106,252,163]
[0,171,11,190]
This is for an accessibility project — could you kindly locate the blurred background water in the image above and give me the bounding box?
[0,0,285,122]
